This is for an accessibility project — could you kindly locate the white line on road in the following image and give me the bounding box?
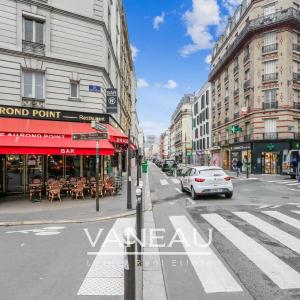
[185,198,196,206]
[234,212,300,254]
[263,211,300,230]
[258,205,270,209]
[202,213,300,289]
[171,178,180,184]
[160,179,169,186]
[286,182,300,186]
[269,205,281,209]
[78,218,135,296]
[266,180,291,183]
[169,216,242,293]
[291,211,300,216]
[175,188,182,193]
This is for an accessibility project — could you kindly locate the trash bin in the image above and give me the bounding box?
[142,161,148,173]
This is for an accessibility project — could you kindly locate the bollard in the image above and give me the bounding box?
[138,183,144,225]
[124,227,136,300]
[136,188,142,266]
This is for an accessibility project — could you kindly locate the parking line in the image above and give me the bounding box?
[172,178,180,184]
[175,188,182,193]
[202,213,300,289]
[263,211,300,230]
[160,179,168,186]
[169,216,243,293]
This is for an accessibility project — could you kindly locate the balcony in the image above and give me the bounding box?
[262,73,278,82]
[233,112,239,119]
[293,43,300,52]
[243,53,250,63]
[217,102,221,109]
[244,134,252,142]
[294,102,300,109]
[224,96,229,103]
[217,82,221,90]
[209,8,300,81]
[262,43,278,53]
[262,101,278,109]
[234,137,239,143]
[293,72,300,82]
[243,80,251,91]
[217,121,221,127]
[295,133,300,140]
[224,75,229,82]
[224,116,229,123]
[22,40,45,56]
[233,65,239,74]
[234,89,239,97]
[264,132,278,140]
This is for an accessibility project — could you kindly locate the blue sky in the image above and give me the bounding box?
[123,0,241,136]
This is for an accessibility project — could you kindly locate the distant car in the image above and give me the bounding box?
[181,166,233,200]
[162,159,176,172]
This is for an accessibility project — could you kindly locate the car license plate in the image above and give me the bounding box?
[211,189,223,193]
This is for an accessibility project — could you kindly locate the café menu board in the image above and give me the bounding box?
[0,105,110,124]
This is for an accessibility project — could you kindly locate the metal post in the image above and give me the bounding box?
[136,151,140,187]
[246,157,249,179]
[96,140,100,212]
[124,228,136,300]
[136,188,142,266]
[127,129,132,209]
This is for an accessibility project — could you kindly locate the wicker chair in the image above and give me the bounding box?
[48,181,61,203]
[29,178,42,202]
[90,180,104,198]
[104,178,116,196]
[71,181,85,200]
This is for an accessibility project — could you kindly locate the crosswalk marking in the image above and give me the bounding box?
[78,218,135,296]
[266,180,292,183]
[286,182,300,186]
[175,188,182,193]
[169,216,243,293]
[202,213,300,289]
[160,179,168,186]
[263,211,300,230]
[171,178,180,184]
[292,210,300,216]
[234,212,300,255]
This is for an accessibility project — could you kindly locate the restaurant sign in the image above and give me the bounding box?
[0,105,110,124]
[0,132,66,139]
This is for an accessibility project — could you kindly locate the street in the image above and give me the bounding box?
[1,163,300,299]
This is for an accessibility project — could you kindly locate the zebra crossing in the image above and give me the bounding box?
[262,179,300,191]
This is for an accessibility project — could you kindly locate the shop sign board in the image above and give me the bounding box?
[72,132,109,140]
[231,143,251,151]
[106,89,118,114]
[91,121,107,132]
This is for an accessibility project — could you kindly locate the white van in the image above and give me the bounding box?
[282,149,300,179]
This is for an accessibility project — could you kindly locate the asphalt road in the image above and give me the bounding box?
[149,162,300,300]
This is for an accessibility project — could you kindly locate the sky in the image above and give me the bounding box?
[123,0,242,137]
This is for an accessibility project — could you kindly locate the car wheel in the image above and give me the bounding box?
[191,187,197,200]
[291,175,296,179]
[181,183,185,192]
[225,192,233,199]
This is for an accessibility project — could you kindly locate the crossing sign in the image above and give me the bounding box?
[72,132,109,140]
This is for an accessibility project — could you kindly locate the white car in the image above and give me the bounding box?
[181,166,233,200]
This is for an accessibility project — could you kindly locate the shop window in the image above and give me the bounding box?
[47,155,63,178]
[23,70,45,99]
[66,156,80,177]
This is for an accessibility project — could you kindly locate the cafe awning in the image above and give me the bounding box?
[0,118,122,155]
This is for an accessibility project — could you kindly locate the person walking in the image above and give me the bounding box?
[237,159,243,177]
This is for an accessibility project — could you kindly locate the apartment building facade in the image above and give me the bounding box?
[192,82,212,165]
[171,94,193,164]
[209,0,300,174]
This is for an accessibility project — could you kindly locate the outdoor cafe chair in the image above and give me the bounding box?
[71,181,85,200]
[48,181,62,203]
[29,178,42,202]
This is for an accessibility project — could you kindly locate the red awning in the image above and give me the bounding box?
[130,143,138,151]
[0,118,121,155]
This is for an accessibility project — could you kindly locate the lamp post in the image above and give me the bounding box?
[127,128,132,209]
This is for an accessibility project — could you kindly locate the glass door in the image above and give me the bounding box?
[0,155,4,194]
[27,155,43,185]
[6,155,25,193]
[263,152,278,174]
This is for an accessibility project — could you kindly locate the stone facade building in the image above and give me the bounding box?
[209,0,300,174]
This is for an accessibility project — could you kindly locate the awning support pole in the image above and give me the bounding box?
[96,140,100,212]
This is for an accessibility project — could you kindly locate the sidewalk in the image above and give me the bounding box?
[0,173,138,226]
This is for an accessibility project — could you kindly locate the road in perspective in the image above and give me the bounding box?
[1,0,300,300]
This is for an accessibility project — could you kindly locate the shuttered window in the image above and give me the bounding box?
[264,32,276,46]
[264,119,277,133]
[264,60,276,74]
[264,89,276,103]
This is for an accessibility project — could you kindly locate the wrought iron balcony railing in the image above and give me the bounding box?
[224,75,229,82]
[233,65,239,74]
[224,96,229,103]
[295,133,300,140]
[234,112,239,119]
[262,43,278,53]
[293,43,300,52]
[262,101,278,109]
[262,73,278,82]
[234,89,239,97]
[243,80,251,91]
[264,132,278,140]
[22,40,45,56]
[243,53,250,63]
[293,73,300,82]
[294,102,300,109]
[244,134,252,142]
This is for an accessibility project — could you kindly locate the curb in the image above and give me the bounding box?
[0,210,136,227]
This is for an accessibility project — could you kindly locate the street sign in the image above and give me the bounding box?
[106,88,118,114]
[91,121,107,132]
[72,132,109,140]
[89,85,101,93]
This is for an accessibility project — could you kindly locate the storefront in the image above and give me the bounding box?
[231,143,252,173]
[0,106,128,195]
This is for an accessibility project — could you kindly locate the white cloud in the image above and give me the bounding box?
[180,0,220,57]
[156,80,178,89]
[137,78,149,89]
[153,12,165,30]
[130,44,139,61]
[223,0,243,15]
[205,54,212,65]
[141,121,168,136]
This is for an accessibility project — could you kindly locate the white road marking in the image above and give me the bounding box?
[172,178,180,184]
[291,211,300,216]
[258,205,270,209]
[160,179,168,186]
[35,232,61,236]
[202,213,300,289]
[288,203,300,205]
[288,189,300,192]
[175,188,182,193]
[263,211,300,230]
[266,180,291,183]
[185,198,196,206]
[169,216,242,293]
[234,212,300,254]
[6,226,65,236]
[78,218,135,296]
[286,182,300,186]
[269,205,281,209]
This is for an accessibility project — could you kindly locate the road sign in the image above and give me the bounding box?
[89,85,101,93]
[72,132,109,140]
[106,88,118,114]
[91,121,107,132]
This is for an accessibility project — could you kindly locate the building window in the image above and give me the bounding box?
[201,95,205,109]
[206,108,209,119]
[24,18,44,44]
[206,90,209,104]
[108,51,111,76]
[264,60,277,77]
[264,119,277,133]
[206,122,209,134]
[70,81,79,98]
[264,3,275,16]
[263,31,277,52]
[264,89,276,103]
[23,70,45,99]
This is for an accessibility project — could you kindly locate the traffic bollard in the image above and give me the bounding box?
[136,188,142,266]
[124,228,136,300]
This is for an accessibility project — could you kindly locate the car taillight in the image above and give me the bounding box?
[224,176,231,181]
[195,178,205,182]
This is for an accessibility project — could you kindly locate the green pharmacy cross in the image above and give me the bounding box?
[228,124,243,134]
[266,143,275,151]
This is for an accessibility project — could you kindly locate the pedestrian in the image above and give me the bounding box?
[237,159,243,177]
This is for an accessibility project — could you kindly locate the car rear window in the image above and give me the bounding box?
[198,169,226,177]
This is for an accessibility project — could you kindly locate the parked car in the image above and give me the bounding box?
[162,159,176,172]
[180,166,233,200]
